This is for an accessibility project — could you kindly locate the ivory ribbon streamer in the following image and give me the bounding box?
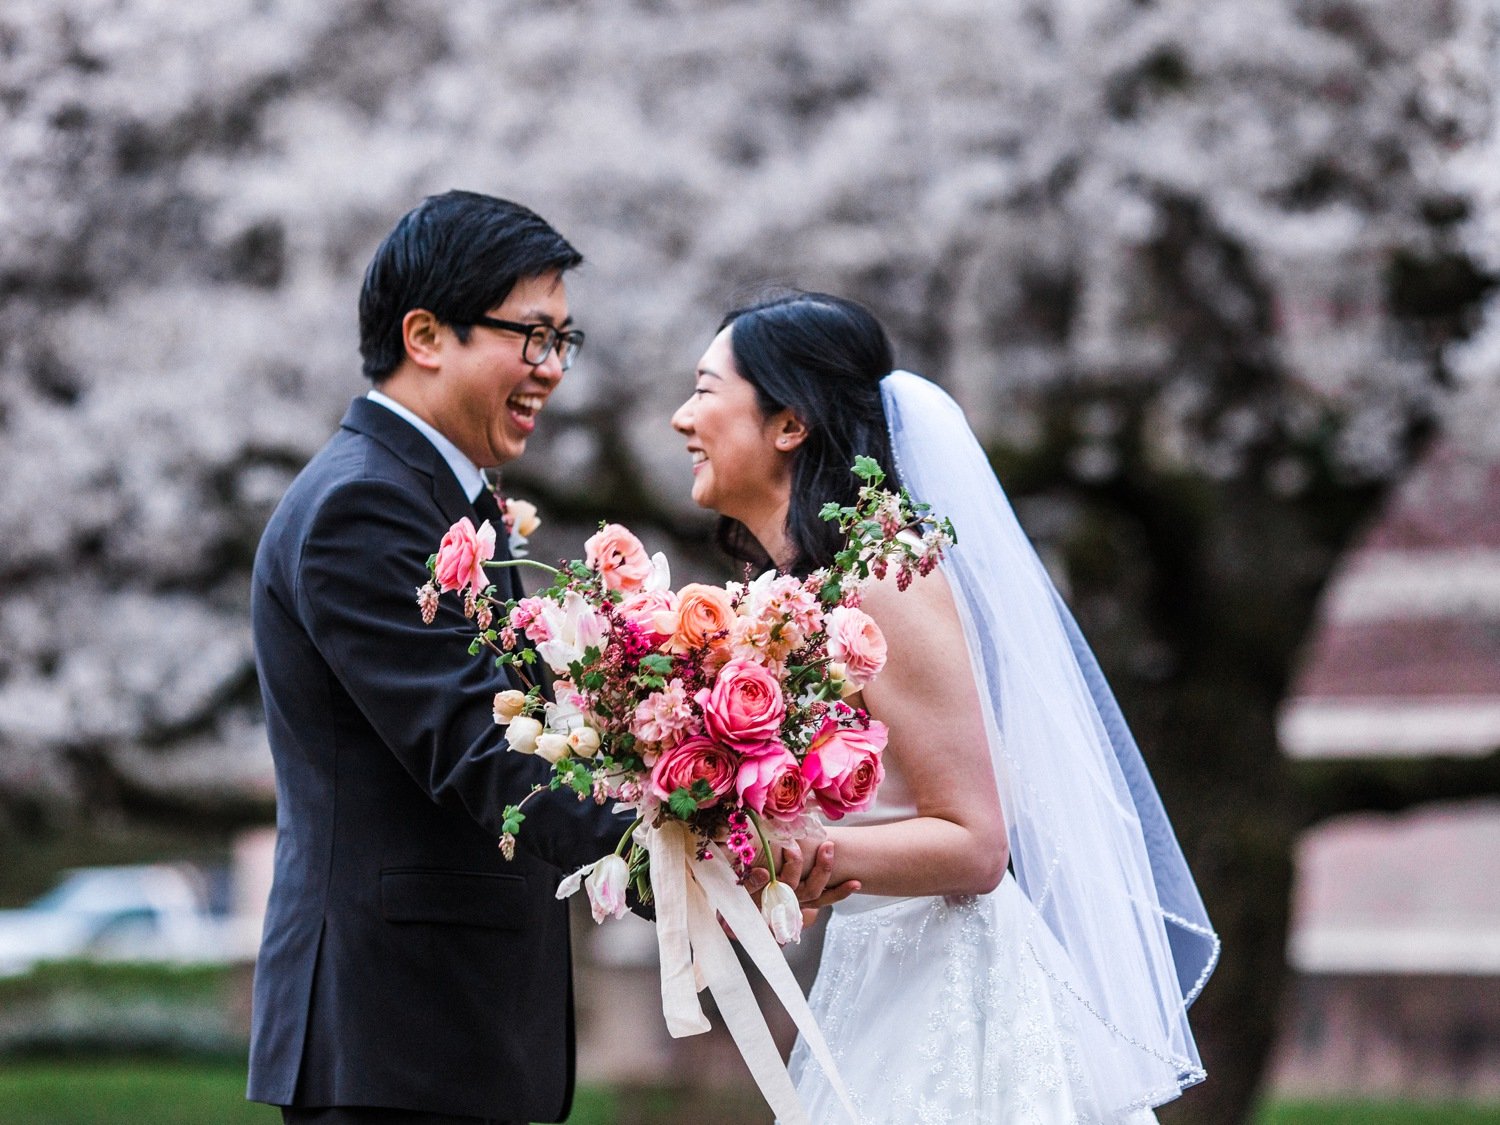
[642,819,862,1125]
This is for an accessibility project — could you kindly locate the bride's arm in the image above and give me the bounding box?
[819,566,1010,898]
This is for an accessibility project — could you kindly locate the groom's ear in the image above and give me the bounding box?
[773,410,809,453]
[401,309,444,371]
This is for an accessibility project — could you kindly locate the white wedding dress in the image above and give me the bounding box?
[784,755,1160,1125]
[780,372,1215,1124]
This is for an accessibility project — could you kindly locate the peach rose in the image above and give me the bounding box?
[585,523,654,593]
[433,517,495,595]
[696,658,786,751]
[492,690,528,724]
[736,745,808,821]
[801,718,887,820]
[824,605,888,690]
[649,734,738,805]
[661,583,736,655]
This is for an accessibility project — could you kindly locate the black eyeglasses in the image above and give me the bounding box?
[460,316,585,371]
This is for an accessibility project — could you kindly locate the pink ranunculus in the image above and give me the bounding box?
[434,517,496,595]
[649,735,739,805]
[824,604,888,690]
[736,745,808,821]
[801,718,888,820]
[585,523,655,593]
[618,588,678,647]
[695,659,787,752]
[509,596,553,642]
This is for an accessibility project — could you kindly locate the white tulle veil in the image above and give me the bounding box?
[881,370,1218,1113]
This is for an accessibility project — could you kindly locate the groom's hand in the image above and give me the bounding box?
[777,840,859,911]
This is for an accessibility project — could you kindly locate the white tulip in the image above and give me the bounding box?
[585,853,630,923]
[761,880,802,945]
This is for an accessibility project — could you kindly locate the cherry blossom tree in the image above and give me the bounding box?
[1,0,1497,1118]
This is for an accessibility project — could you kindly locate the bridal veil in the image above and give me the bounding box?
[880,371,1218,1114]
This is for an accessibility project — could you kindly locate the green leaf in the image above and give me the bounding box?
[639,654,674,676]
[667,787,701,819]
[819,501,843,522]
[467,639,482,656]
[852,456,884,484]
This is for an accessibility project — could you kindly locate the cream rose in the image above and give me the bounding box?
[504,497,541,539]
[492,689,528,724]
[535,732,572,764]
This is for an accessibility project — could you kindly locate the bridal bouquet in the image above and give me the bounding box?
[418,458,951,942]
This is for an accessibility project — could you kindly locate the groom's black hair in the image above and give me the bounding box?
[715,289,900,576]
[358,190,583,382]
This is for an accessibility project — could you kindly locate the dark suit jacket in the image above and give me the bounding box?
[247,396,625,1121]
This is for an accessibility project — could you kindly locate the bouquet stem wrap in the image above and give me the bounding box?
[643,819,860,1125]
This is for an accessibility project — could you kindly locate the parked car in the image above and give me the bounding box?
[0,864,245,977]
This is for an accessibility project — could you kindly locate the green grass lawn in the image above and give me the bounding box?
[0,1060,1497,1125]
[0,1061,637,1125]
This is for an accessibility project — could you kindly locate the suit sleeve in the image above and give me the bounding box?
[295,475,628,874]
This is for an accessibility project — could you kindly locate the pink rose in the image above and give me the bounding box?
[585,523,654,593]
[695,659,787,752]
[736,745,808,821]
[649,735,739,805]
[434,517,495,595]
[801,719,887,820]
[824,605,888,690]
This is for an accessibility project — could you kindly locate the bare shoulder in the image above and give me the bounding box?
[857,564,961,638]
[855,565,970,684]
[856,563,984,748]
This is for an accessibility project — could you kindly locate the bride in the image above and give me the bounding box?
[670,291,1218,1123]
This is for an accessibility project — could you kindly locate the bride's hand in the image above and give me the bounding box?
[777,840,860,911]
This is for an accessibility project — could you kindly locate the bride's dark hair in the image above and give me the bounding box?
[714,290,900,576]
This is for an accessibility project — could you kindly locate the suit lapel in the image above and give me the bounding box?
[341,397,474,530]
[341,396,523,601]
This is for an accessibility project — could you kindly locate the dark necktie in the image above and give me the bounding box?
[471,488,521,601]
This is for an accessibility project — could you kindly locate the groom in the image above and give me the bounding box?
[247,191,631,1124]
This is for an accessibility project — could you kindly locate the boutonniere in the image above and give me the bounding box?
[496,491,540,558]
